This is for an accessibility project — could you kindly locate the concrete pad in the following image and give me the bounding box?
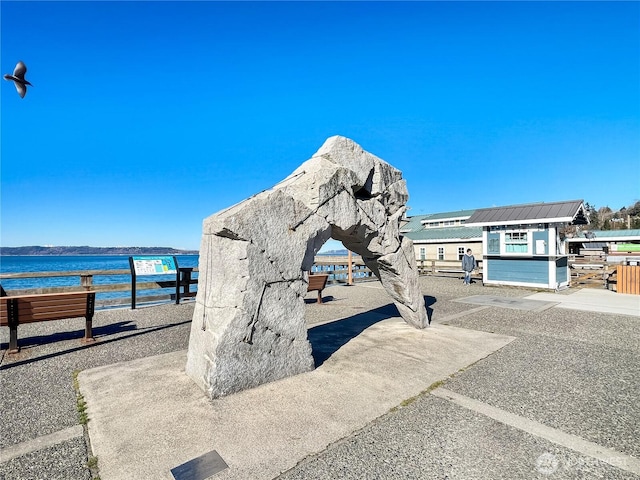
[454,295,558,312]
[79,317,514,480]
[431,387,640,475]
[0,425,84,463]
[526,289,640,317]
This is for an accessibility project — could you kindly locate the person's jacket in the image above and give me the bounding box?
[462,253,477,272]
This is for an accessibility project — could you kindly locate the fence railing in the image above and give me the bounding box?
[0,256,375,309]
[312,255,373,283]
[0,268,198,309]
[0,255,502,309]
[416,259,483,278]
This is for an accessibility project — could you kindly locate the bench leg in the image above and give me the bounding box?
[7,298,20,354]
[81,317,96,344]
[8,324,20,354]
[317,290,323,304]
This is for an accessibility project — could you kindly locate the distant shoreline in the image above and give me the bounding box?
[1,247,351,257]
[0,246,199,256]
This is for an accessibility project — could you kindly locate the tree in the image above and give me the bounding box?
[585,202,600,230]
[627,201,640,217]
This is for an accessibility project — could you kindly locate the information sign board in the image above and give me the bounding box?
[129,255,180,309]
[131,256,177,276]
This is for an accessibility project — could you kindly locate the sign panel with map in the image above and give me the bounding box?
[128,255,180,309]
[131,256,177,276]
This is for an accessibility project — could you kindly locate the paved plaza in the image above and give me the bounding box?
[1,277,638,479]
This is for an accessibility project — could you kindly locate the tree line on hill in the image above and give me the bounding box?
[585,201,640,230]
[0,246,199,256]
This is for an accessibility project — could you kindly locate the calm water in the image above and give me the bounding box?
[0,254,366,306]
[0,255,199,304]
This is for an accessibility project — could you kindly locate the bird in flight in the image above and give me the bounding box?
[4,61,32,98]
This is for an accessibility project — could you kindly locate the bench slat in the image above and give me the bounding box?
[1,297,89,325]
[308,274,329,291]
[1,306,88,325]
[14,297,88,310]
[307,274,329,304]
[8,309,88,325]
[0,291,92,301]
[0,292,96,352]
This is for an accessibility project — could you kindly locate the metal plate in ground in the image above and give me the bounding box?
[171,450,228,480]
[454,295,557,312]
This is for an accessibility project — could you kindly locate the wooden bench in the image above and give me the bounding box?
[0,291,96,354]
[307,274,329,304]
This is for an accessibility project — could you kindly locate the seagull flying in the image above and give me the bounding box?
[4,61,32,98]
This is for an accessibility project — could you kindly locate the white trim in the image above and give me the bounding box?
[565,235,640,243]
[420,215,471,225]
[411,238,482,244]
[483,279,555,289]
[467,216,576,227]
[548,260,556,288]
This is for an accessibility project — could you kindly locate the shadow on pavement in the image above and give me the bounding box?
[309,295,436,367]
[0,320,191,370]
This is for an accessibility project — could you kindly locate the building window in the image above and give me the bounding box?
[505,231,528,253]
[419,248,426,260]
[458,247,465,260]
[488,237,500,254]
[438,247,444,260]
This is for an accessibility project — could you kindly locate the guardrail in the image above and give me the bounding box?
[312,255,373,283]
[0,255,490,310]
[416,259,483,278]
[0,268,198,309]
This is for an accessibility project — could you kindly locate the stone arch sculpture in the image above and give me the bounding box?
[186,136,427,398]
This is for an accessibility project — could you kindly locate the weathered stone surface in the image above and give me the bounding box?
[186,136,428,398]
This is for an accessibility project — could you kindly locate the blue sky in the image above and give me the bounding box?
[1,1,638,251]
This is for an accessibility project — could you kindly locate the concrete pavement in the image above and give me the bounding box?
[79,318,514,480]
[2,277,638,480]
[525,288,640,317]
[79,282,639,480]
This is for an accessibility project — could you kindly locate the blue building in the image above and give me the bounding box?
[465,200,589,290]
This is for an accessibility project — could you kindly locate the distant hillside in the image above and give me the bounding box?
[317,249,349,256]
[0,246,199,256]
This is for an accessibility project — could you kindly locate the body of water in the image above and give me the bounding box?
[0,254,370,307]
[0,255,200,305]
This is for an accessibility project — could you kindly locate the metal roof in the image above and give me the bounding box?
[465,200,587,226]
[404,226,483,243]
[400,215,430,233]
[401,210,476,233]
[419,209,476,222]
[580,242,607,250]
[564,229,640,242]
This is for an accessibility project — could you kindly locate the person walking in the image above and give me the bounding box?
[461,248,477,285]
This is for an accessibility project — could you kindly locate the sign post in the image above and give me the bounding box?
[129,256,179,309]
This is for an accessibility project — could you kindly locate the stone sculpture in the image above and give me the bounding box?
[186,136,427,398]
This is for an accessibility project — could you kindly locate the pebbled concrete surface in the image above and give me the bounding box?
[1,277,638,480]
[79,320,513,480]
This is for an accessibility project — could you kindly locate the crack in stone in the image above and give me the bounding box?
[242,278,298,344]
